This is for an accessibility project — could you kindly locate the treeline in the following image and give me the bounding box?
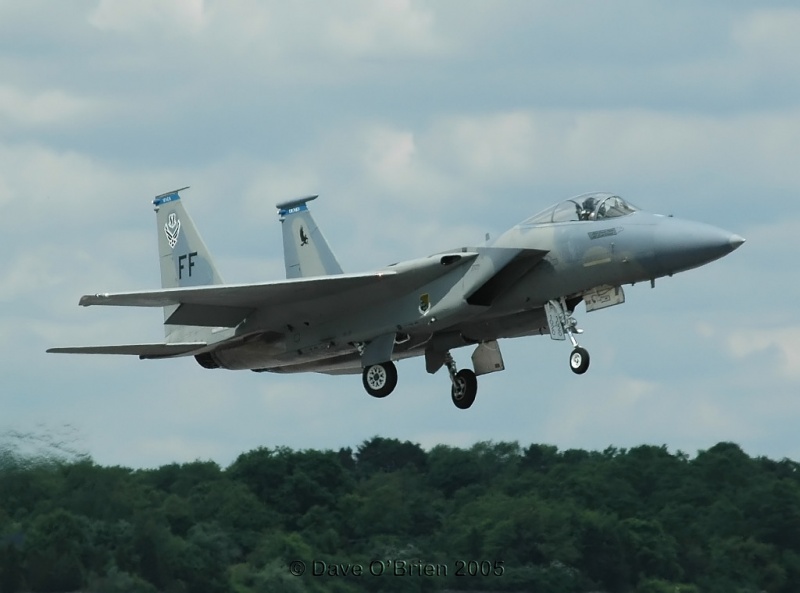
[2,439,800,593]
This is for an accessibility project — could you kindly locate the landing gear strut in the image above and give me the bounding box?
[362,361,398,398]
[546,298,591,375]
[445,353,477,409]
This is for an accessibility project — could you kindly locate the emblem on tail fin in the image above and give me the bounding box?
[299,226,309,246]
[165,213,181,248]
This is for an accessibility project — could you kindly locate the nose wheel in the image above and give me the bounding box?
[569,346,590,374]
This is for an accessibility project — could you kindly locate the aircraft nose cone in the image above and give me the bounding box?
[729,234,746,250]
[655,219,744,275]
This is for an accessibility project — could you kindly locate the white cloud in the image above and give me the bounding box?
[535,371,761,455]
[0,86,103,127]
[325,0,446,58]
[0,143,120,224]
[539,377,659,442]
[433,112,539,179]
[732,8,800,73]
[739,218,800,254]
[0,250,62,303]
[727,327,800,381]
[426,108,800,193]
[356,123,460,210]
[84,0,449,91]
[364,127,417,180]
[241,162,322,222]
[89,0,207,35]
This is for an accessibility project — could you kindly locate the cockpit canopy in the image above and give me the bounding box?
[523,192,638,225]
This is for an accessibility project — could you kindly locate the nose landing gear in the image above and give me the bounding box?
[545,298,591,375]
[569,346,590,374]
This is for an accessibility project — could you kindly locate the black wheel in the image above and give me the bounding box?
[451,369,478,409]
[362,361,398,398]
[569,347,590,375]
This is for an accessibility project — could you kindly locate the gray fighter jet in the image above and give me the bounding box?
[49,188,744,409]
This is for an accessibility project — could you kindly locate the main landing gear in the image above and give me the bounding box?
[362,361,398,398]
[545,298,591,375]
[445,353,477,409]
[362,348,483,408]
[361,356,478,409]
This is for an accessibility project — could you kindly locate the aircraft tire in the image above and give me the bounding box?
[451,369,477,409]
[569,347,590,374]
[362,361,398,398]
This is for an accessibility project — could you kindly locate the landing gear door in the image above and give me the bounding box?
[471,340,505,376]
[583,285,625,313]
[544,301,566,341]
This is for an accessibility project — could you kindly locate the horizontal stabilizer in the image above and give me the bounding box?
[165,304,253,327]
[46,342,206,359]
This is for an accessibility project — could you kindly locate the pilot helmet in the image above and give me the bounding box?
[580,196,597,219]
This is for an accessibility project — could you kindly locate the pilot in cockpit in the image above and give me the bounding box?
[579,196,597,220]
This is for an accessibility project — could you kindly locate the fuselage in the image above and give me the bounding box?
[198,194,743,375]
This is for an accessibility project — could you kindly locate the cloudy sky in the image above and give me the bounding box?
[1,0,797,468]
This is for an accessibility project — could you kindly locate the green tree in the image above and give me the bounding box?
[0,540,23,593]
[620,517,681,583]
[228,447,353,529]
[22,509,89,592]
[426,445,483,498]
[173,522,235,593]
[355,437,427,474]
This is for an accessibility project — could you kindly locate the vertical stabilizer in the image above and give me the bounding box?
[277,195,343,278]
[153,188,224,342]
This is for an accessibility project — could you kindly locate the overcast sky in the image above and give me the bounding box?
[1,0,797,468]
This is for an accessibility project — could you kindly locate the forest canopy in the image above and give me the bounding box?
[2,438,800,593]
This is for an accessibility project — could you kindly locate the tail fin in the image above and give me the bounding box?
[277,195,343,278]
[153,188,224,342]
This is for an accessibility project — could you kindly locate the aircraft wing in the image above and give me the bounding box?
[78,253,479,328]
[46,342,207,358]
